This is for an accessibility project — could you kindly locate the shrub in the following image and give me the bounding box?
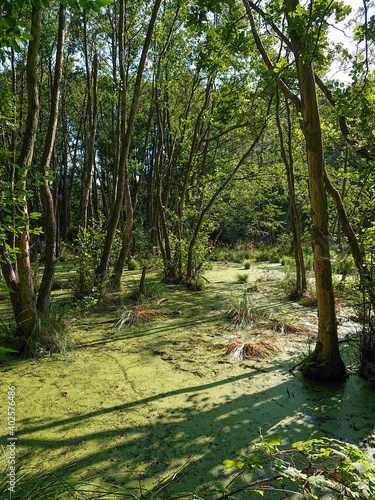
[244,260,252,269]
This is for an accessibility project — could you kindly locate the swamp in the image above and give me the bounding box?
[1,0,375,497]
[1,258,375,498]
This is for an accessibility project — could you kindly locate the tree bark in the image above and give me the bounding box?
[275,88,306,292]
[79,17,98,230]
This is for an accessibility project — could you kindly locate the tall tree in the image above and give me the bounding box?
[95,0,163,286]
[243,0,347,381]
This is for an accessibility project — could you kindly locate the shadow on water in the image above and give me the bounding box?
[1,261,374,498]
[12,357,375,497]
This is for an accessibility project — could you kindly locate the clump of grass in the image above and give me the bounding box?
[186,275,205,291]
[0,449,153,499]
[225,335,280,359]
[128,258,138,270]
[280,256,294,267]
[226,290,257,327]
[299,295,318,307]
[244,260,252,269]
[24,306,76,358]
[236,273,249,284]
[114,304,177,330]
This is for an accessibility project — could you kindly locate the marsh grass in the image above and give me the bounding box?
[24,305,76,358]
[0,451,165,499]
[226,289,257,327]
[225,335,280,359]
[235,273,249,284]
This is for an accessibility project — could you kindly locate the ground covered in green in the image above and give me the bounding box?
[0,262,374,498]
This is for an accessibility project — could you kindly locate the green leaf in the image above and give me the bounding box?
[264,435,282,446]
[29,212,41,220]
[223,460,237,468]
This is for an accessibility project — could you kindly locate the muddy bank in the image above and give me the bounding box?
[0,262,374,497]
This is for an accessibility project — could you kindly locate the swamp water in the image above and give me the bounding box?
[0,262,374,498]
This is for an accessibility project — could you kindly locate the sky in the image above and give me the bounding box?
[327,0,374,81]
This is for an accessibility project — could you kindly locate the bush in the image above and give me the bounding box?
[244,260,252,269]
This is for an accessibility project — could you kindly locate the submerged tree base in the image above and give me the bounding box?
[300,353,348,383]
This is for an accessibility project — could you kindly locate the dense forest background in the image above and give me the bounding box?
[0,0,374,380]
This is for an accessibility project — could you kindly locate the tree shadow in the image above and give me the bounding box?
[13,358,375,497]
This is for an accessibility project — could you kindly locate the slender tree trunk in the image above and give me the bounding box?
[79,25,98,230]
[275,88,306,292]
[0,6,42,346]
[96,0,163,285]
[37,3,66,316]
[110,0,133,289]
[284,0,346,381]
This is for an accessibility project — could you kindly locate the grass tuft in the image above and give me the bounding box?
[226,289,257,327]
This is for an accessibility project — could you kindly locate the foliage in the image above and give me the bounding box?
[71,220,106,300]
[223,435,375,499]
[209,242,256,263]
[128,258,139,271]
[0,164,43,265]
[244,260,252,270]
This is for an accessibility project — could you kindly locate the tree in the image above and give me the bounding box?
[243,0,347,381]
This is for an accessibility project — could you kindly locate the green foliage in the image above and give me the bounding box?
[209,242,256,263]
[0,0,113,58]
[254,245,280,263]
[244,260,252,269]
[223,435,375,499]
[71,219,108,300]
[128,258,139,271]
[0,164,43,265]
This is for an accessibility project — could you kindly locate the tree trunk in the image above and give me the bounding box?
[0,6,42,347]
[96,0,163,285]
[284,0,346,382]
[79,20,98,230]
[275,88,306,293]
[37,3,66,317]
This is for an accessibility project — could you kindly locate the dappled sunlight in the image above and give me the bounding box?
[1,261,374,497]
